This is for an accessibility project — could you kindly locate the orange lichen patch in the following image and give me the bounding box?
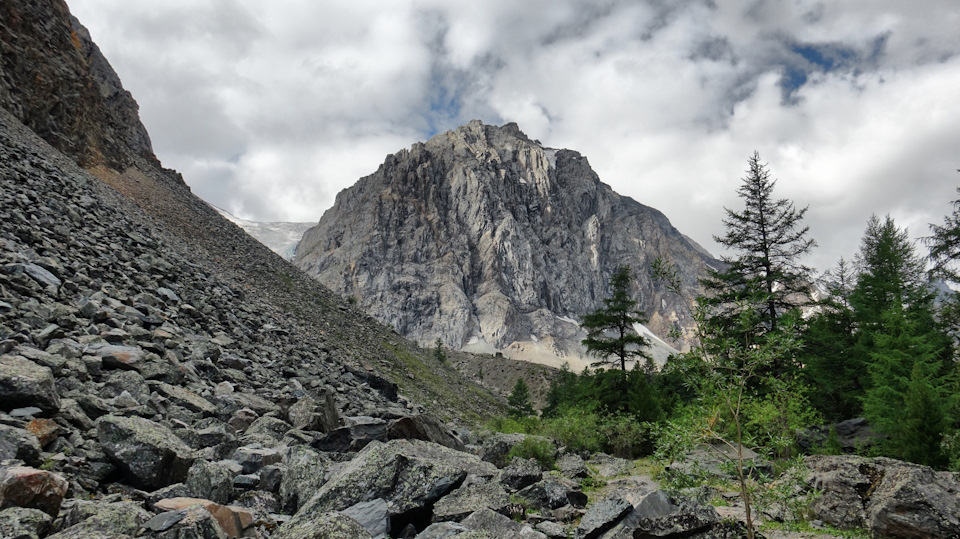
[26,418,60,447]
[70,29,82,50]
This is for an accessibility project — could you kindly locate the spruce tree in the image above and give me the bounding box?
[703,152,816,336]
[508,378,534,417]
[581,265,651,372]
[801,258,861,420]
[927,186,960,284]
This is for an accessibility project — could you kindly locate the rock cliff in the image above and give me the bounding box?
[295,121,719,367]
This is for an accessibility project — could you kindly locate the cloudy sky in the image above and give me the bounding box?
[69,0,960,273]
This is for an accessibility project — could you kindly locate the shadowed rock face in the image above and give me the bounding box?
[0,1,158,172]
[296,120,718,366]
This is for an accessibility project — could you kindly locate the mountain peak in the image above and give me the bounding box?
[296,120,717,369]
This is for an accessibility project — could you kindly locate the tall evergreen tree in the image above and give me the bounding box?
[801,258,861,420]
[850,215,932,331]
[508,378,534,417]
[581,265,651,373]
[703,152,816,334]
[927,186,960,284]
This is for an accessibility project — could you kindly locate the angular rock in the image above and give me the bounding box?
[460,508,546,538]
[23,264,61,289]
[288,390,339,433]
[97,415,196,489]
[575,497,632,539]
[517,477,588,511]
[387,414,465,451]
[48,500,152,539]
[806,454,960,538]
[341,498,390,538]
[232,445,283,475]
[432,480,511,523]
[273,512,373,539]
[0,354,60,413]
[0,466,68,517]
[286,440,494,532]
[608,489,723,539]
[0,506,52,539]
[279,445,332,514]
[153,497,256,538]
[498,457,543,492]
[186,460,239,505]
[0,425,42,466]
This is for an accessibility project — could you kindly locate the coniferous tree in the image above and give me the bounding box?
[581,265,651,373]
[927,186,960,284]
[508,378,534,418]
[801,258,861,420]
[703,152,816,338]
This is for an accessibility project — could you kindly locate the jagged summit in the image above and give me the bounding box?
[295,120,720,368]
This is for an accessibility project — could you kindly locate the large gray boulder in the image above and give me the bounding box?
[48,500,151,539]
[0,354,60,414]
[432,481,511,523]
[286,440,496,532]
[0,466,69,517]
[0,506,52,539]
[279,445,332,514]
[575,497,632,539]
[96,415,196,489]
[806,454,960,538]
[0,424,42,466]
[273,512,372,539]
[460,508,547,538]
[387,414,465,451]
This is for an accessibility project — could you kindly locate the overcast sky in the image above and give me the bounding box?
[68,0,960,273]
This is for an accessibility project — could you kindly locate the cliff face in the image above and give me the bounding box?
[0,0,160,172]
[296,121,719,367]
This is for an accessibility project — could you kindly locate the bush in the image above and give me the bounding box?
[540,407,604,453]
[507,437,557,470]
[600,414,655,458]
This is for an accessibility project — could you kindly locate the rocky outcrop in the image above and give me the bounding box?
[295,120,719,367]
[0,0,158,172]
[805,454,960,538]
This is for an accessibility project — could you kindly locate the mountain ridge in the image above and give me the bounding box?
[295,120,720,368]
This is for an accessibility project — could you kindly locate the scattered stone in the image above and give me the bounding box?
[153,497,256,538]
[0,506,53,539]
[341,498,390,538]
[97,415,196,489]
[0,466,68,517]
[432,480,511,522]
[272,511,373,539]
[575,497,632,539]
[499,457,543,492]
[0,425,42,466]
[460,507,546,538]
[0,354,61,414]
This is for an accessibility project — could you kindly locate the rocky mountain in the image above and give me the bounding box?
[212,207,313,261]
[295,121,719,368]
[2,3,958,539]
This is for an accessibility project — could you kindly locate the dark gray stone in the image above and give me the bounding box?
[575,497,632,539]
[0,354,60,414]
[97,415,196,489]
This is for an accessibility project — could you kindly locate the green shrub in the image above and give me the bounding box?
[540,407,603,453]
[507,437,557,470]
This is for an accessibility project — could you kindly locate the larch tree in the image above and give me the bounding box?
[581,265,651,373]
[703,152,816,335]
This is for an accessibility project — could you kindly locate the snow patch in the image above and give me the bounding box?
[544,148,557,169]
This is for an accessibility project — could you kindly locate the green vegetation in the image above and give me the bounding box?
[480,157,960,537]
[506,436,557,470]
[507,378,534,417]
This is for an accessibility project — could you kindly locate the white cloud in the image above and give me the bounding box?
[67,0,960,271]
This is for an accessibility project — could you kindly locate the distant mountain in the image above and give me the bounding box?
[212,205,314,260]
[295,120,720,368]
